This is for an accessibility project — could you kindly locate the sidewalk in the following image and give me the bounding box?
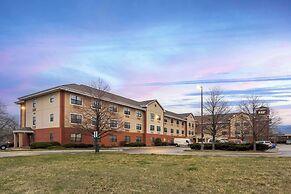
[0,149,121,158]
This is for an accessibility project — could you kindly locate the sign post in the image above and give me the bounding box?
[93,131,99,153]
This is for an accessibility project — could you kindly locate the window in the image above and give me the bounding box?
[192,123,194,127]
[71,133,81,142]
[164,119,168,123]
[136,136,142,143]
[110,119,118,128]
[157,126,161,132]
[92,100,101,109]
[188,131,191,135]
[124,107,131,115]
[136,124,142,130]
[171,129,174,134]
[70,95,82,105]
[176,129,180,134]
[136,111,142,118]
[49,96,55,103]
[110,135,117,142]
[32,99,37,108]
[164,128,168,133]
[150,125,155,131]
[109,104,118,112]
[70,114,82,124]
[171,119,174,123]
[192,131,194,135]
[124,136,131,143]
[181,130,184,135]
[176,120,179,125]
[50,114,54,122]
[150,113,155,120]
[92,117,97,125]
[32,116,36,126]
[124,122,131,129]
[49,133,54,141]
[182,122,184,126]
[189,123,191,127]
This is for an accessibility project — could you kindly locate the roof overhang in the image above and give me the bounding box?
[13,128,34,134]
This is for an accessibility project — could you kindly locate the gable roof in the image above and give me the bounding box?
[16,83,193,118]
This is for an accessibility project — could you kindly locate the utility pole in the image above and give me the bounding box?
[199,86,204,150]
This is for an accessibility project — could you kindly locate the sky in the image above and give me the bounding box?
[1,0,291,126]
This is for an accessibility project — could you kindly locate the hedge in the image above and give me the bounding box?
[124,142,146,147]
[154,138,163,146]
[62,143,93,148]
[190,143,269,151]
[30,142,60,149]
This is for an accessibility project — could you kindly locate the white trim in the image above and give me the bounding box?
[49,95,55,103]
[70,113,83,124]
[109,119,118,129]
[70,94,83,106]
[49,113,54,123]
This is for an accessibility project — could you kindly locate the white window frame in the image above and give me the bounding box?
[71,133,82,142]
[124,122,131,129]
[124,107,131,115]
[136,111,142,118]
[110,119,118,129]
[70,113,83,124]
[49,96,55,103]
[70,94,83,106]
[92,100,102,109]
[49,113,54,122]
[32,116,36,126]
[32,99,37,108]
[157,126,161,132]
[150,113,155,120]
[109,104,118,112]
[136,124,142,130]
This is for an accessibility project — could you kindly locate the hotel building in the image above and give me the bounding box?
[14,84,196,148]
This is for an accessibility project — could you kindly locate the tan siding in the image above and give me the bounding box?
[146,102,164,135]
[25,92,60,129]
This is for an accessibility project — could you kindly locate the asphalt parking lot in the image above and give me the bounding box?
[0,144,291,158]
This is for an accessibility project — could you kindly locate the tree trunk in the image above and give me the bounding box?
[253,141,256,151]
[212,135,215,150]
[93,137,100,153]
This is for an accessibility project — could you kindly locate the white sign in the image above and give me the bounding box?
[93,131,98,138]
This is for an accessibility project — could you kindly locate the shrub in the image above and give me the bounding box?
[161,142,169,146]
[62,143,93,148]
[154,138,163,146]
[190,143,269,151]
[30,142,60,149]
[124,142,146,147]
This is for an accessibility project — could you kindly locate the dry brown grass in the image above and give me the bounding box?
[0,153,290,194]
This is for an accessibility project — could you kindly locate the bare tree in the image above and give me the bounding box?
[0,101,17,143]
[204,88,231,150]
[239,95,281,151]
[71,78,123,152]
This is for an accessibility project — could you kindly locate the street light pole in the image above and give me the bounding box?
[200,86,204,150]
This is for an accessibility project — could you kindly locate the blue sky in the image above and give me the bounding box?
[1,0,291,125]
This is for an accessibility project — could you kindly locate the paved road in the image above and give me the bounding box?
[124,144,291,157]
[1,144,291,158]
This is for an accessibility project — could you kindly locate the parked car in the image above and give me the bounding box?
[0,143,8,150]
[174,138,192,147]
[286,140,291,144]
[256,141,273,148]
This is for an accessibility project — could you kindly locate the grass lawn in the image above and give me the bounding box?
[0,153,291,194]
